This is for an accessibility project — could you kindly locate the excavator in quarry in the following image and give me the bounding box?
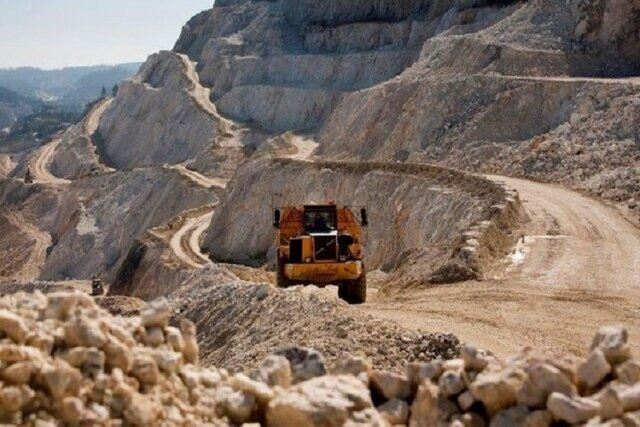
[273,202,368,304]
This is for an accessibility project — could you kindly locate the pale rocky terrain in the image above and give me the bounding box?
[0,166,217,283]
[174,0,523,132]
[39,168,217,282]
[170,267,459,372]
[98,52,221,170]
[96,50,254,179]
[313,0,640,205]
[110,205,219,301]
[0,154,13,177]
[2,291,640,426]
[0,1,639,424]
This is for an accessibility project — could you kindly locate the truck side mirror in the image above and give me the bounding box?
[273,209,281,228]
[360,208,368,227]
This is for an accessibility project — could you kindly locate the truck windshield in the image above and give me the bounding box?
[304,210,335,232]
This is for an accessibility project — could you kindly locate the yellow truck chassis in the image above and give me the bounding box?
[283,260,363,284]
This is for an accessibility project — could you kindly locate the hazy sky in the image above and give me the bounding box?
[0,0,214,69]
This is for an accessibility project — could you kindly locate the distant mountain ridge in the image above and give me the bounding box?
[0,86,39,130]
[0,63,141,111]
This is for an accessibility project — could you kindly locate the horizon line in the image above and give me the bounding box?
[0,60,145,72]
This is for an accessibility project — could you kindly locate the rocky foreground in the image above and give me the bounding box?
[0,292,638,426]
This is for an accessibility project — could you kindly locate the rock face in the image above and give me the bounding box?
[572,0,640,58]
[97,51,219,169]
[3,0,637,286]
[173,0,522,132]
[0,155,13,178]
[0,180,77,280]
[312,0,640,203]
[97,51,247,178]
[0,291,639,426]
[204,158,523,285]
[46,99,116,181]
[0,167,217,283]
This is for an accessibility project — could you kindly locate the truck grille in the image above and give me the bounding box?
[314,236,337,261]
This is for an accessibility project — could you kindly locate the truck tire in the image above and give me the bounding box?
[276,256,295,288]
[338,271,367,304]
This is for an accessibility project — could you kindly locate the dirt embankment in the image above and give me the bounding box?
[21,167,218,283]
[307,0,640,208]
[7,99,117,185]
[204,158,525,287]
[96,51,247,173]
[0,154,13,177]
[0,211,52,280]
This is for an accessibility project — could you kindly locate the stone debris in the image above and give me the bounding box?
[273,346,326,384]
[547,392,601,424]
[172,276,461,372]
[592,326,632,365]
[578,348,611,390]
[1,292,640,426]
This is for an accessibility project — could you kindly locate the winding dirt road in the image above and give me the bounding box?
[177,53,247,149]
[30,99,115,186]
[364,176,640,357]
[84,98,113,135]
[162,130,316,270]
[167,164,228,189]
[32,139,71,185]
[169,207,216,269]
[178,53,219,117]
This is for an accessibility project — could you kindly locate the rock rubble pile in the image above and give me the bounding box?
[1,291,640,426]
[171,275,460,372]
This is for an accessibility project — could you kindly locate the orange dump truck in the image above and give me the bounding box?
[273,202,368,304]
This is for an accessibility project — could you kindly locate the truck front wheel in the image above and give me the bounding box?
[338,272,366,304]
[276,256,295,289]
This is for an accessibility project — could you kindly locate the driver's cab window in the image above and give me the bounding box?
[304,210,335,233]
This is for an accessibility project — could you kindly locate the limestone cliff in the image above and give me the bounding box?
[97,51,245,175]
[313,0,640,202]
[173,0,523,132]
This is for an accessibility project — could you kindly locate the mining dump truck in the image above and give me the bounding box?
[273,202,368,304]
